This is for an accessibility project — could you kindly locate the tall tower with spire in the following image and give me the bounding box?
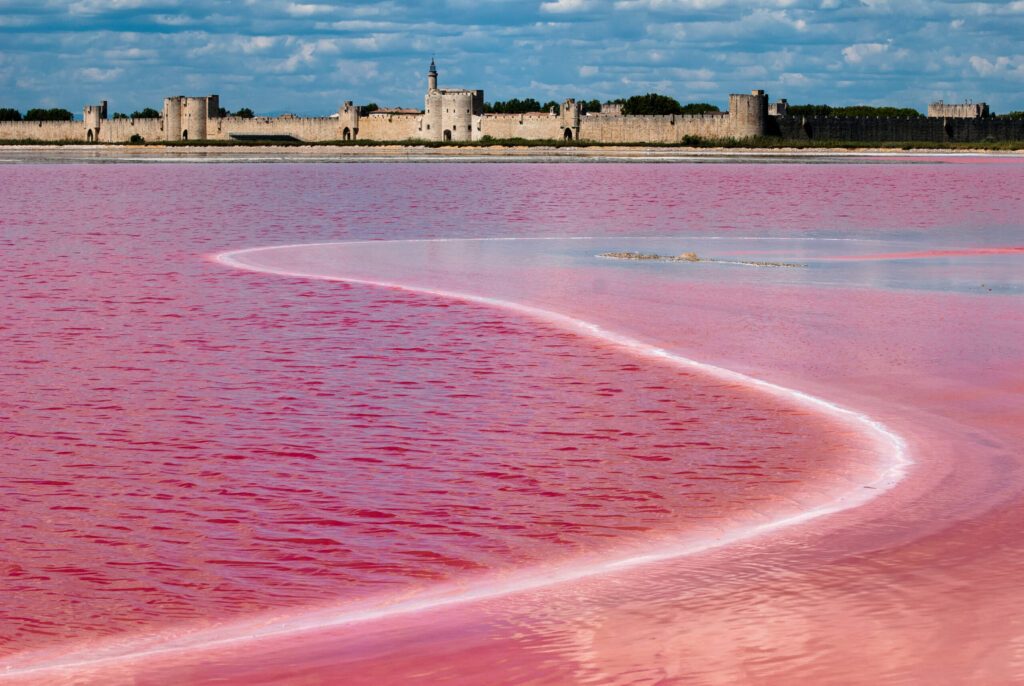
[427,58,438,92]
[421,57,483,142]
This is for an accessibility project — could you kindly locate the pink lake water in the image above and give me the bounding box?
[2,159,1024,684]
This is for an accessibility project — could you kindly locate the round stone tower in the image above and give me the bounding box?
[728,90,769,138]
[180,96,208,141]
[163,97,182,141]
[443,91,474,142]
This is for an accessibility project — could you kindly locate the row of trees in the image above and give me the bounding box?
[483,98,563,114]
[0,107,75,121]
[479,94,720,117]
[112,107,161,119]
[787,104,923,118]
[615,94,720,116]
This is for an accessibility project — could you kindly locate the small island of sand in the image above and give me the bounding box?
[598,251,805,268]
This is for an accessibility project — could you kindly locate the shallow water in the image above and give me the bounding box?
[2,160,1023,684]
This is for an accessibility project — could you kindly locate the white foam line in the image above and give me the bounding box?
[1,239,911,680]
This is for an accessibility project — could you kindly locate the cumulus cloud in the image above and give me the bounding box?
[969,55,1024,79]
[842,42,888,64]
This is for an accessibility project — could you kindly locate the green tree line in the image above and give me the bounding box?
[1,107,76,121]
[786,104,923,118]
[112,107,161,119]
[619,93,721,116]
[481,95,720,116]
[483,98,563,115]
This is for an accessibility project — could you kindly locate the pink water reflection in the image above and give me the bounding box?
[2,160,1024,684]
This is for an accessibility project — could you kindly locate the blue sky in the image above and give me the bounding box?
[1,0,1022,116]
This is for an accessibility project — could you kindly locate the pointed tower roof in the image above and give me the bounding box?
[428,57,437,75]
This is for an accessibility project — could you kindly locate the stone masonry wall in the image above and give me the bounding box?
[99,118,165,143]
[358,113,422,141]
[0,120,85,141]
[579,113,734,143]
[205,116,344,141]
[478,114,564,140]
[774,115,1024,143]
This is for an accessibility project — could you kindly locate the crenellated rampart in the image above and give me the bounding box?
[579,112,733,143]
[0,120,84,142]
[358,113,422,141]
[479,113,563,140]
[206,115,343,141]
[100,118,165,142]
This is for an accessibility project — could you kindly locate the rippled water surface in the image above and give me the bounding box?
[2,159,1023,684]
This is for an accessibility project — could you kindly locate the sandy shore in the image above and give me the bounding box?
[0,143,1022,163]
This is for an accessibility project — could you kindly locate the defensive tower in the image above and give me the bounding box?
[728,90,769,138]
[83,100,107,142]
[162,95,218,141]
[421,59,483,142]
[338,101,360,140]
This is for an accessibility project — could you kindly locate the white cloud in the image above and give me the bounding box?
[779,71,811,85]
[285,3,335,16]
[79,67,124,81]
[275,43,318,73]
[968,55,1023,79]
[541,0,593,13]
[842,42,888,64]
[241,36,277,53]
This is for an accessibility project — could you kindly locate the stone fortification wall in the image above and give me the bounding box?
[578,112,733,143]
[358,113,422,141]
[774,115,1024,143]
[479,113,563,140]
[205,116,344,141]
[0,120,85,141]
[99,118,165,142]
